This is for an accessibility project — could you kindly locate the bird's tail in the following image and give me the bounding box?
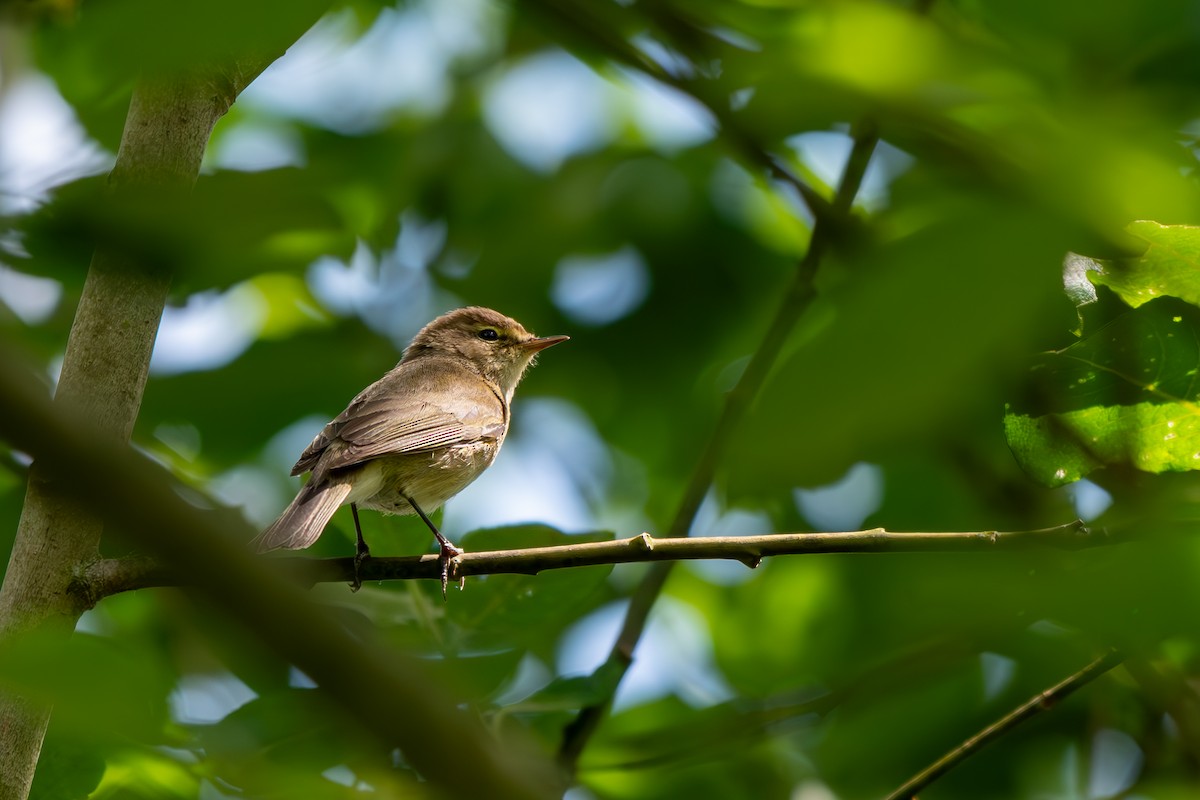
[252,480,353,553]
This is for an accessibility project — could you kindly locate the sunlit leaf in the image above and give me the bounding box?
[1005,297,1200,486]
[90,749,199,800]
[1092,221,1200,309]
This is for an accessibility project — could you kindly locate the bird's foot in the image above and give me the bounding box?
[349,541,371,593]
[437,539,465,600]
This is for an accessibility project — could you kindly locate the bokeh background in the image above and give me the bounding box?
[4,0,1200,797]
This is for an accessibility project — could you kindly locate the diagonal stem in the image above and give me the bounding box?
[882,649,1125,800]
[557,120,880,773]
[519,0,835,226]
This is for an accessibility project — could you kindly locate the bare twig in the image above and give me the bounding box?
[882,649,1126,800]
[77,519,1114,598]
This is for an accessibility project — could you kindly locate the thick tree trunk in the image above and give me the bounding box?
[0,259,170,798]
[0,64,267,800]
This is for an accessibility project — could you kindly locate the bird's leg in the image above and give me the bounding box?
[404,495,464,599]
[350,502,370,592]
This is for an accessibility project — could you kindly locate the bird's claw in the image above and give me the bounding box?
[438,540,465,600]
[349,542,371,593]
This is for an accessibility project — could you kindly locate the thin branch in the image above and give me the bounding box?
[519,0,837,226]
[582,637,995,775]
[557,116,881,775]
[74,556,172,606]
[882,649,1126,800]
[77,519,1118,597]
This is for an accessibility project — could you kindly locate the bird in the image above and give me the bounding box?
[252,306,568,595]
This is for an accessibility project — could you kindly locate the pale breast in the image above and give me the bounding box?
[349,440,501,515]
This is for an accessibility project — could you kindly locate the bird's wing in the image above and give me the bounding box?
[291,401,356,475]
[292,359,506,476]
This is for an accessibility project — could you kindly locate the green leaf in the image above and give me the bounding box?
[18,169,359,295]
[0,631,172,743]
[33,0,329,146]
[197,689,356,768]
[727,193,1071,495]
[581,695,796,799]
[1005,296,1200,486]
[1024,295,1200,412]
[29,735,105,800]
[1004,404,1200,487]
[1004,412,1102,487]
[89,749,200,800]
[194,687,409,797]
[444,525,615,657]
[1092,221,1200,308]
[504,658,627,716]
[681,556,849,697]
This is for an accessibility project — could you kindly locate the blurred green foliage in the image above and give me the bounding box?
[3,0,1200,798]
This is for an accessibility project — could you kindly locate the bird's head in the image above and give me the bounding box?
[403,307,568,397]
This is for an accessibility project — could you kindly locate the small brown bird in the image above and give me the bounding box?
[253,306,568,594]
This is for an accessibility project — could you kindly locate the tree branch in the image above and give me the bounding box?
[75,519,1119,597]
[519,0,837,227]
[557,107,881,779]
[882,649,1125,800]
[583,637,986,775]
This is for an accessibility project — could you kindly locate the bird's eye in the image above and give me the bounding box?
[478,328,500,341]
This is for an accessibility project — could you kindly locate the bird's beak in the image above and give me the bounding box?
[523,334,569,353]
